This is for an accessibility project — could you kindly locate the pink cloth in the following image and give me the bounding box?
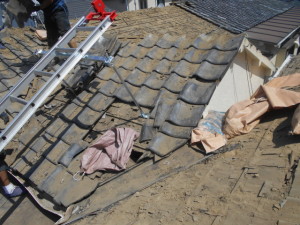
[81,128,140,174]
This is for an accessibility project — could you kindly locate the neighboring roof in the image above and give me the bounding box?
[65,0,93,19]
[246,7,300,47]
[175,0,296,33]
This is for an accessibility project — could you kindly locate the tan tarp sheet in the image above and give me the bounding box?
[191,111,227,153]
[191,73,300,153]
[292,104,300,135]
[224,73,300,139]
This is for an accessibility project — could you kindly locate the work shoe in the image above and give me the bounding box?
[5,186,25,198]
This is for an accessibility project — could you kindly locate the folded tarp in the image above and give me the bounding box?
[191,111,226,153]
[81,127,139,174]
[191,73,300,153]
[224,73,300,138]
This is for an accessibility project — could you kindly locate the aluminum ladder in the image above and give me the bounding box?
[0,0,116,152]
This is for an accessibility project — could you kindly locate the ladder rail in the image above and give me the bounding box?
[0,17,86,115]
[0,16,112,152]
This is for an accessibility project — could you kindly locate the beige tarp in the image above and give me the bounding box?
[224,73,300,138]
[191,73,300,153]
[191,111,226,153]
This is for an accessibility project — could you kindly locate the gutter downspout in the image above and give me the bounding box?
[270,54,293,80]
[294,36,299,55]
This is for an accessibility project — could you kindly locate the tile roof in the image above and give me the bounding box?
[175,0,295,33]
[2,30,243,208]
[246,6,300,47]
[0,5,243,218]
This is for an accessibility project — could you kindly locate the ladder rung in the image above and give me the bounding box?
[10,96,28,105]
[77,26,97,31]
[34,70,53,77]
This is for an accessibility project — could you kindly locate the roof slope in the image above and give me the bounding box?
[246,6,300,46]
[0,5,242,215]
[175,0,294,33]
[4,30,243,208]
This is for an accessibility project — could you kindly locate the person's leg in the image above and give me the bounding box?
[54,5,77,48]
[0,156,24,197]
[0,170,10,186]
[44,13,59,48]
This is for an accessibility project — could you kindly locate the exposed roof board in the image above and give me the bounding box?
[175,0,295,33]
[246,7,300,46]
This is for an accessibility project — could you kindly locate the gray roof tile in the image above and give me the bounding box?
[53,173,98,207]
[143,72,167,90]
[87,93,114,112]
[184,48,208,63]
[194,61,228,81]
[96,67,114,81]
[154,59,173,74]
[172,60,199,77]
[163,73,188,93]
[152,97,176,128]
[99,80,120,97]
[164,47,187,61]
[44,140,70,164]
[138,34,160,48]
[73,91,95,107]
[109,68,131,84]
[205,49,237,65]
[119,57,139,70]
[59,103,83,122]
[156,33,181,49]
[75,107,105,129]
[159,122,193,139]
[29,157,57,186]
[136,57,159,73]
[61,123,89,145]
[45,118,71,139]
[148,132,187,156]
[167,100,205,127]
[179,79,216,104]
[146,46,168,60]
[114,82,140,103]
[135,86,160,108]
[125,69,148,87]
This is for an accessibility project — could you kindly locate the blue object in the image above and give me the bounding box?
[5,186,25,198]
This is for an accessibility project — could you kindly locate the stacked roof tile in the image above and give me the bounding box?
[0,5,246,216]
[2,30,243,208]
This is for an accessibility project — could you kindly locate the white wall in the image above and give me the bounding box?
[203,50,272,116]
